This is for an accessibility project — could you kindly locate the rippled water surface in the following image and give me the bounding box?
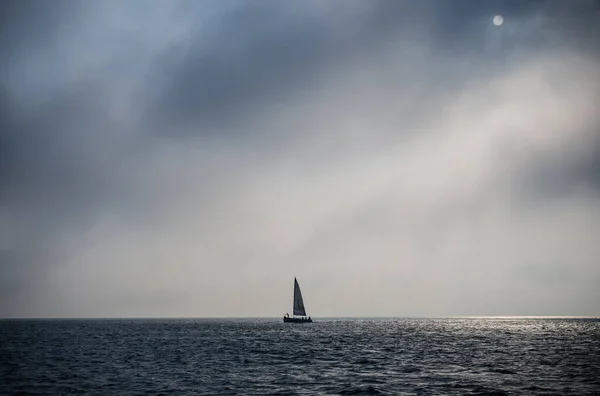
[1,318,599,395]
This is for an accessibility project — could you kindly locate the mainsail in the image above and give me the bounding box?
[293,277,307,316]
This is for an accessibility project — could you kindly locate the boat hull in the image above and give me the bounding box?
[283,316,312,323]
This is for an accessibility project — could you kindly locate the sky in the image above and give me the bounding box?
[1,0,599,318]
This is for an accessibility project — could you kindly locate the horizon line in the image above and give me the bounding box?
[1,315,598,320]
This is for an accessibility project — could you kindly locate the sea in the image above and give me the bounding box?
[1,317,598,395]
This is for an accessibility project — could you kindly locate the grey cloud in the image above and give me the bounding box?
[521,138,600,200]
[147,0,600,137]
[0,84,125,223]
[146,2,341,133]
[1,0,599,317]
[0,84,129,312]
[0,1,78,58]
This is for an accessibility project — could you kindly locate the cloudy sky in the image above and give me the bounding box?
[1,0,599,318]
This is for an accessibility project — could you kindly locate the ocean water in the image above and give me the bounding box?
[1,318,598,395]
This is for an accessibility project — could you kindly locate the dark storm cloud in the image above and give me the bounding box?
[2,86,105,204]
[147,2,332,132]
[0,0,87,206]
[147,0,600,137]
[146,1,435,133]
[0,1,76,56]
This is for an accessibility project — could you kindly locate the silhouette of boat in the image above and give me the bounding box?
[283,277,312,323]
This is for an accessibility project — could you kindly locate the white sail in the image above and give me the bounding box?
[293,277,307,316]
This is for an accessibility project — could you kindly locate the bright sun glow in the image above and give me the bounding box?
[493,15,504,26]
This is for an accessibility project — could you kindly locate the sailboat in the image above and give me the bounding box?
[283,277,313,323]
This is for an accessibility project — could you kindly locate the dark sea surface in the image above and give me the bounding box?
[1,318,599,395]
